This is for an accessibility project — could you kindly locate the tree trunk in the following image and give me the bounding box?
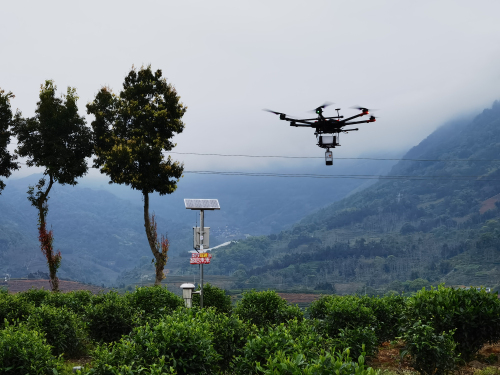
[37,174,54,227]
[37,175,60,292]
[143,191,163,286]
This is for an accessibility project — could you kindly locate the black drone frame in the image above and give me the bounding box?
[264,103,376,149]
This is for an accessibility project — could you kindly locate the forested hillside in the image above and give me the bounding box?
[208,101,500,293]
[0,157,396,286]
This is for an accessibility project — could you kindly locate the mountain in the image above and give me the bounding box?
[208,101,500,293]
[0,155,397,286]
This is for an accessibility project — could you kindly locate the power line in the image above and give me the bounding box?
[169,152,500,163]
[183,170,500,181]
[14,162,500,181]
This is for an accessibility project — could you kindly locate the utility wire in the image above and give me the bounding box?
[183,170,500,181]
[169,152,500,163]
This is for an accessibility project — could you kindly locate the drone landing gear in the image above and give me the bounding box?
[325,149,333,166]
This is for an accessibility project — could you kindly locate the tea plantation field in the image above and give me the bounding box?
[1,285,500,374]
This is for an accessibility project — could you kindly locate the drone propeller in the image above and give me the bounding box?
[263,108,286,116]
[309,102,334,114]
[263,108,298,120]
[350,106,378,114]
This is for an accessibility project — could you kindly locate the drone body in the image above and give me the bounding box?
[264,103,377,165]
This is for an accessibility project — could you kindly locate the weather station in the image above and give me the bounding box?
[184,199,220,308]
[264,103,378,165]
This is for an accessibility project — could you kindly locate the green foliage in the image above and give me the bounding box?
[0,88,19,193]
[126,286,183,322]
[13,80,92,185]
[307,294,338,320]
[88,309,219,375]
[17,287,51,307]
[256,349,379,375]
[237,323,305,373]
[237,319,337,374]
[192,283,232,314]
[82,358,177,374]
[44,290,94,315]
[175,307,248,372]
[359,294,406,343]
[404,285,500,361]
[0,293,34,328]
[474,367,500,375]
[0,321,63,374]
[401,320,458,375]
[87,65,185,195]
[85,292,134,343]
[234,289,303,328]
[310,295,377,337]
[333,327,378,359]
[27,304,87,358]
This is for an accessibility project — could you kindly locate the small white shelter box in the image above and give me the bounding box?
[193,227,210,250]
[180,283,196,308]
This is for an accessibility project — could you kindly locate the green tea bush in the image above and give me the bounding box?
[184,307,248,372]
[234,290,303,328]
[359,294,406,343]
[256,349,379,375]
[45,290,93,315]
[17,288,51,307]
[82,358,176,374]
[0,322,63,374]
[192,283,232,314]
[401,320,458,375]
[126,286,183,321]
[307,295,338,320]
[236,323,302,373]
[333,326,378,359]
[236,320,335,374]
[404,286,500,361]
[85,292,134,343]
[310,295,377,338]
[0,293,34,328]
[88,310,219,375]
[27,304,87,357]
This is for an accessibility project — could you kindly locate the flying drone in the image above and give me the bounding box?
[264,102,377,165]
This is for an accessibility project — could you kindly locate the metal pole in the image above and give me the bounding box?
[200,209,204,308]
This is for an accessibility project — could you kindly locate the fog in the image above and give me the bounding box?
[2,0,500,177]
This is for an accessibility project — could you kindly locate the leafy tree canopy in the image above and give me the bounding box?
[13,81,92,185]
[0,89,19,192]
[87,65,186,195]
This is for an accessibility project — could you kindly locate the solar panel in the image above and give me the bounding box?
[184,199,220,210]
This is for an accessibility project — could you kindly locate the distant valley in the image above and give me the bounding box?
[0,153,397,286]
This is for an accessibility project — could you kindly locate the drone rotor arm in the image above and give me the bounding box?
[342,113,368,122]
[342,118,376,126]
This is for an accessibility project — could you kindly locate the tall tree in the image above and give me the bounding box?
[0,89,19,193]
[13,81,93,291]
[87,65,185,286]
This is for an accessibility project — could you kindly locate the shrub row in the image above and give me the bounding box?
[1,285,499,374]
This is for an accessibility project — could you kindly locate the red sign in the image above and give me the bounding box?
[190,252,212,264]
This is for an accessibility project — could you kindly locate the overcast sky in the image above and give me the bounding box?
[2,0,500,177]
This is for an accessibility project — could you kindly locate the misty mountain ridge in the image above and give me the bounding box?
[0,151,398,286]
[208,101,500,293]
